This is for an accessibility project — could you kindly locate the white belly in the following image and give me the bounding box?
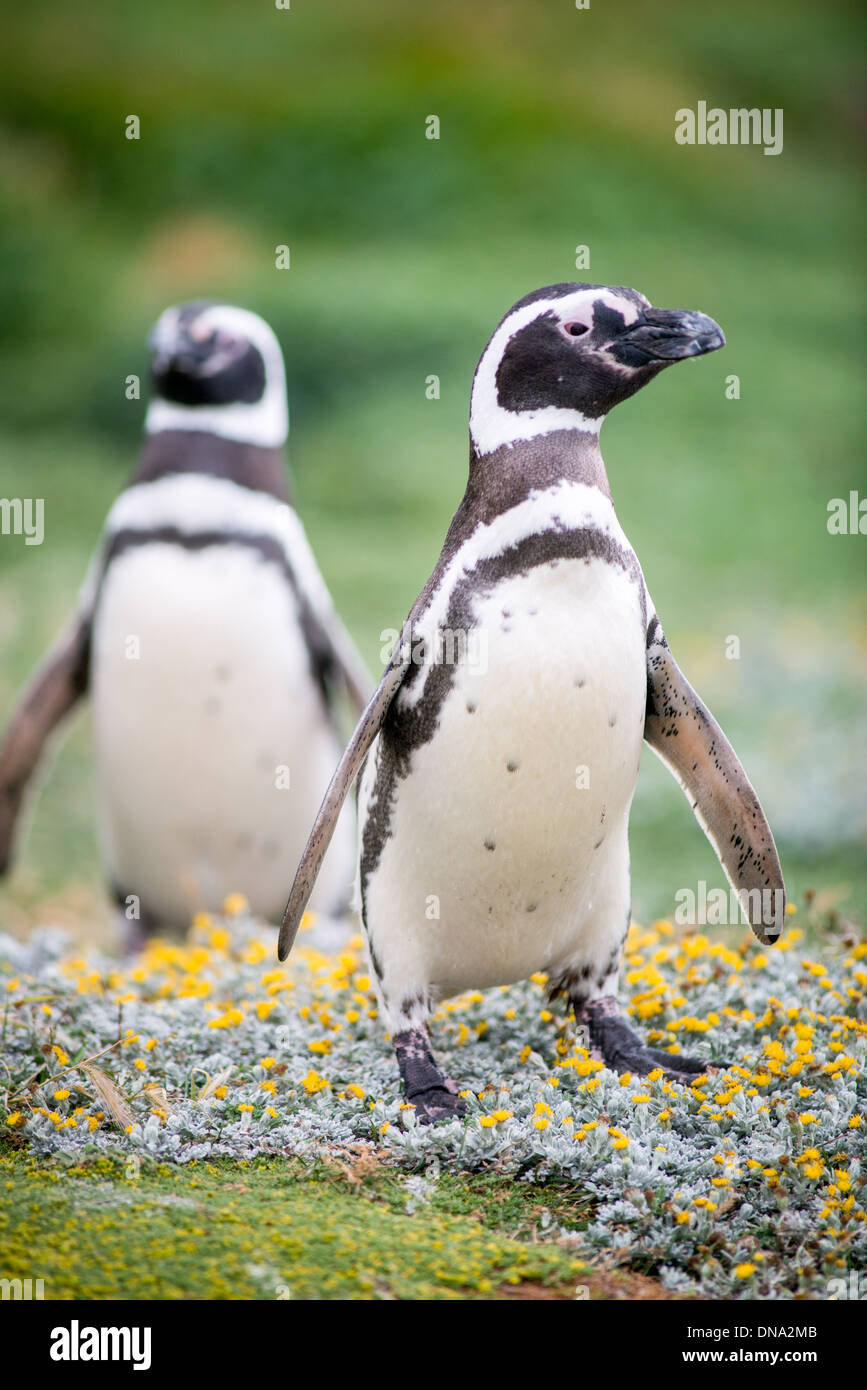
[91,542,354,928]
[359,555,646,1000]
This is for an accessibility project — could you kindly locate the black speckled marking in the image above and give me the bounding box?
[359,522,644,906]
[644,629,786,943]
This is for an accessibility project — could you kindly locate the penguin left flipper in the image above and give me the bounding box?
[644,615,785,944]
[0,609,91,873]
[281,513,374,719]
[277,627,412,960]
[320,611,375,719]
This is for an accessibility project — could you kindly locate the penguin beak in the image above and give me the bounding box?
[617,308,725,362]
[148,335,216,379]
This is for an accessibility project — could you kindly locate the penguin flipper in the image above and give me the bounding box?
[644,622,785,944]
[320,613,375,719]
[0,611,91,874]
[278,632,411,959]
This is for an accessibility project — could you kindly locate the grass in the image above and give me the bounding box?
[0,1150,593,1300]
[2,911,864,1299]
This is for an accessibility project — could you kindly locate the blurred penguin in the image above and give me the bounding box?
[0,301,371,948]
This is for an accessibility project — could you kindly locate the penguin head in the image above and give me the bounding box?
[470,282,724,458]
[145,301,288,448]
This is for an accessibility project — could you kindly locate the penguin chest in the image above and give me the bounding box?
[90,541,347,925]
[362,552,647,991]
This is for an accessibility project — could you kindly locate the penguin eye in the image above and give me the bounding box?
[563,322,589,338]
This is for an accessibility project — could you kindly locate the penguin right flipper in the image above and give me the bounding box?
[277,630,412,960]
[644,617,785,944]
[0,610,91,873]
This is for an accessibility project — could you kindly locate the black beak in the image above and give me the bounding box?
[149,336,215,379]
[615,308,725,364]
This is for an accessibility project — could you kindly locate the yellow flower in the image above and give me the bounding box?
[534,1118,549,1130]
[799,1112,817,1125]
[631,1095,651,1104]
[53,1088,70,1100]
[308,1039,332,1055]
[145,1038,158,1051]
[658,1108,671,1122]
[260,1056,276,1070]
[492,1110,513,1122]
[6,1112,22,1127]
[539,1009,553,1023]
[133,1059,146,1071]
[51,1045,69,1065]
[302,1070,329,1095]
[379,1121,390,1134]
[613,1137,629,1150]
[264,1107,278,1119]
[260,1080,276,1094]
[256,1000,277,1020]
[355,974,371,992]
[238,1103,254,1113]
[802,1162,824,1180]
[480,1116,497,1128]
[345,1083,365,1100]
[534,1101,552,1116]
[345,1009,359,1023]
[214,1085,227,1099]
[209,927,231,951]
[675,1212,690,1225]
[735,1264,756,1278]
[222,892,248,916]
[848,1115,862,1129]
[208,1007,243,1029]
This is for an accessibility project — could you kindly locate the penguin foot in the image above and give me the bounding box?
[393,1027,466,1126]
[406,1086,467,1126]
[576,995,720,1082]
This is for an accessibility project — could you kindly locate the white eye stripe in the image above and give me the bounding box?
[469,289,644,457]
[146,305,288,448]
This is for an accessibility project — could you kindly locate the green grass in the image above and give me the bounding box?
[0,1149,592,1300]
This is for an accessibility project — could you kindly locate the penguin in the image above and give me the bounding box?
[0,300,371,941]
[277,282,786,1122]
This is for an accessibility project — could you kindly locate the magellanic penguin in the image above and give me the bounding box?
[279,282,786,1122]
[0,301,371,940]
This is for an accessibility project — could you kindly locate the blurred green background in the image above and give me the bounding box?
[0,0,864,943]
